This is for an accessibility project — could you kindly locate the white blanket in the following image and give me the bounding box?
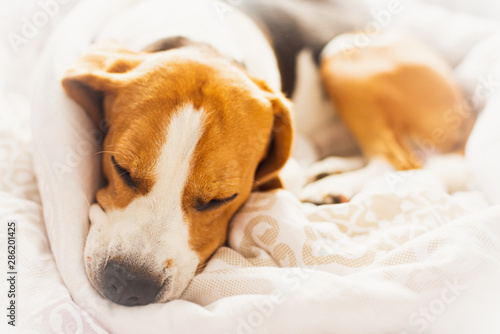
[2,0,500,333]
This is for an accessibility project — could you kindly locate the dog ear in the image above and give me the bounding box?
[61,42,143,125]
[252,79,294,191]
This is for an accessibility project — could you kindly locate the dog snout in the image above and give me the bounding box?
[102,261,164,306]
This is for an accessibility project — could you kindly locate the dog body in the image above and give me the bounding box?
[63,0,473,305]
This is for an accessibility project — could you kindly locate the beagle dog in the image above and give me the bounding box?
[62,0,474,306]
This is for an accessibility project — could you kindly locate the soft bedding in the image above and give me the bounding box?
[2,0,500,333]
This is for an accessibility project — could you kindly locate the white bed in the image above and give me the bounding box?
[1,0,500,333]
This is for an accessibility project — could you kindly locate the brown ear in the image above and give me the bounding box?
[252,79,294,191]
[61,42,143,125]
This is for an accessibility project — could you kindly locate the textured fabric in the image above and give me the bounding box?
[1,0,500,333]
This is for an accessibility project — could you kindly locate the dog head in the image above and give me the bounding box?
[62,40,292,305]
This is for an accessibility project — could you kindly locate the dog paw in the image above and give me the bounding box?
[300,157,393,205]
[305,156,365,183]
[300,172,361,205]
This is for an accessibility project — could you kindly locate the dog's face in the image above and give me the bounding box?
[62,42,292,305]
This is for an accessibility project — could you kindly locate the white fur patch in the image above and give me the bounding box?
[292,49,358,159]
[320,30,403,61]
[85,104,205,301]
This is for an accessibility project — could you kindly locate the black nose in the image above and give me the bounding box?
[101,261,162,306]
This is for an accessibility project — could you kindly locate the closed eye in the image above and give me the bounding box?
[111,155,137,190]
[195,193,238,212]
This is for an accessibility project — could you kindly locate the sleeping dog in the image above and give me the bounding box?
[62,0,474,306]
